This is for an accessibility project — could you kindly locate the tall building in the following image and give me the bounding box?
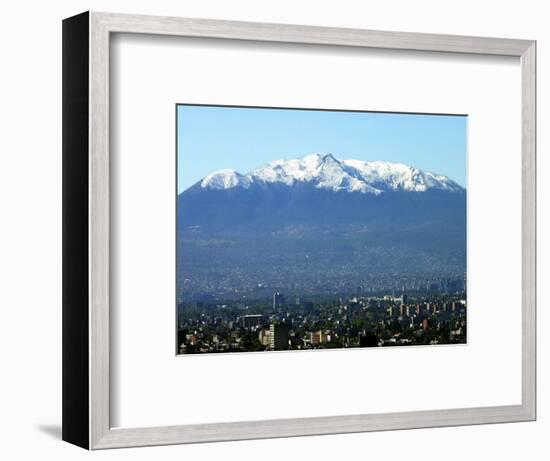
[269,323,290,350]
[273,292,285,310]
[240,314,264,329]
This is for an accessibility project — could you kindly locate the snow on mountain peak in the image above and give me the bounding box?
[341,159,462,192]
[200,169,253,190]
[199,153,463,194]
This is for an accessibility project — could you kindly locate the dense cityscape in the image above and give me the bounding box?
[177,285,467,354]
[177,266,467,302]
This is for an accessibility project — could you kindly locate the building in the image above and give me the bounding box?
[185,333,199,346]
[273,292,285,309]
[269,323,290,350]
[396,294,408,306]
[425,302,436,314]
[310,330,330,346]
[258,328,271,347]
[240,314,264,329]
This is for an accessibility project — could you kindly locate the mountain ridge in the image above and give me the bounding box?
[177,153,466,300]
[194,153,464,195]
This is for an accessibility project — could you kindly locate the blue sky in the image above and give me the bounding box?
[177,105,467,193]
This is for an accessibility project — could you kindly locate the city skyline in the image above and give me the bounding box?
[178,290,467,354]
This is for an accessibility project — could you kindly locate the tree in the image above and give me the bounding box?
[360,331,379,347]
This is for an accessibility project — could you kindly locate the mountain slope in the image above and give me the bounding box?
[177,153,466,300]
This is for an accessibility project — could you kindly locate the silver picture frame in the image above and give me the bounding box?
[62,11,536,449]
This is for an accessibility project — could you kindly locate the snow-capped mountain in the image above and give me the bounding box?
[178,153,466,289]
[198,153,463,194]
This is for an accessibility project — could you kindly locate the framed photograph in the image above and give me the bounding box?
[62,11,536,449]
